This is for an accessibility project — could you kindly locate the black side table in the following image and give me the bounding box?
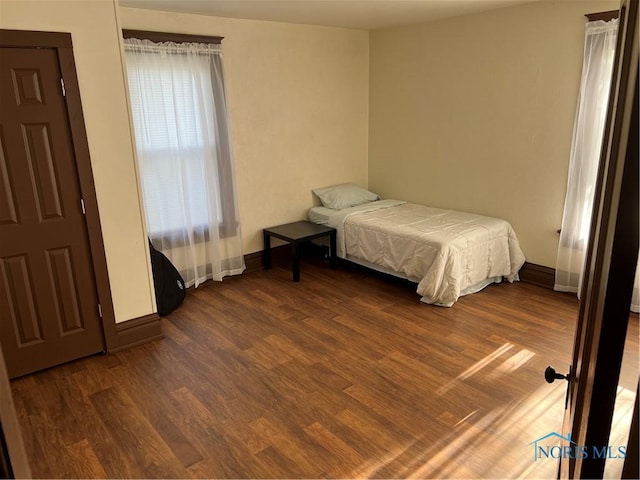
[263,221,337,282]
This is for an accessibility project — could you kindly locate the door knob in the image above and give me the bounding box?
[545,366,569,384]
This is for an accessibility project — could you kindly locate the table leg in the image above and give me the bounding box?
[329,230,338,269]
[291,241,300,282]
[263,231,272,269]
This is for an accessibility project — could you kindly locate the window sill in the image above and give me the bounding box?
[149,222,240,249]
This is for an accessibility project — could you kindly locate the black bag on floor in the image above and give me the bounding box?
[148,239,186,316]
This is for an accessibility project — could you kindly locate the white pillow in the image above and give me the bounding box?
[312,183,379,210]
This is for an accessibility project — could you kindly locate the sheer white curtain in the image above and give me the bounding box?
[125,38,244,288]
[555,19,639,312]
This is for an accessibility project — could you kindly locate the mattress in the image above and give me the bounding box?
[310,200,525,306]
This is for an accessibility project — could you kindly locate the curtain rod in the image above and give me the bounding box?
[122,29,223,45]
[585,10,619,22]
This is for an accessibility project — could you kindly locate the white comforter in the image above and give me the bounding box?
[326,200,526,306]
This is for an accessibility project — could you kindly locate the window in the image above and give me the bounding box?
[124,32,244,287]
[126,52,221,236]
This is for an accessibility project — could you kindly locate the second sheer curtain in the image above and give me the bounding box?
[555,18,639,312]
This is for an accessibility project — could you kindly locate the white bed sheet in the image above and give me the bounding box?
[321,200,525,306]
[308,206,336,225]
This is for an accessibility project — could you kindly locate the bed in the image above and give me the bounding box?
[308,184,526,307]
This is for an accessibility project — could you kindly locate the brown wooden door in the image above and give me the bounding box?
[0,46,105,378]
[554,0,639,478]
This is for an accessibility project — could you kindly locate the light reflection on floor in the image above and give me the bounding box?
[345,338,635,479]
[436,343,514,396]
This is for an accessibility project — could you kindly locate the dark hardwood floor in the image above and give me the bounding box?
[10,260,639,478]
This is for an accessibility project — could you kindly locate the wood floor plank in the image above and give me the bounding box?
[335,407,417,456]
[250,414,334,477]
[89,386,189,478]
[15,414,54,479]
[61,375,145,478]
[253,445,308,478]
[64,439,108,479]
[116,366,204,468]
[167,388,268,477]
[303,421,365,476]
[9,261,638,479]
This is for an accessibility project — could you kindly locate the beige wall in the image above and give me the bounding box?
[1,0,155,323]
[1,0,369,322]
[120,7,370,254]
[368,0,618,268]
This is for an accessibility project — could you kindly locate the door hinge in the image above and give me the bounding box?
[60,77,66,97]
[98,303,103,318]
[80,198,86,215]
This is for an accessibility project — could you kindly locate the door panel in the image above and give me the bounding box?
[0,130,18,225]
[23,122,64,220]
[46,246,84,333]
[0,46,104,378]
[1,255,42,346]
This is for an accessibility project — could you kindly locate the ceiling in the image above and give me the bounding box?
[118,0,537,31]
